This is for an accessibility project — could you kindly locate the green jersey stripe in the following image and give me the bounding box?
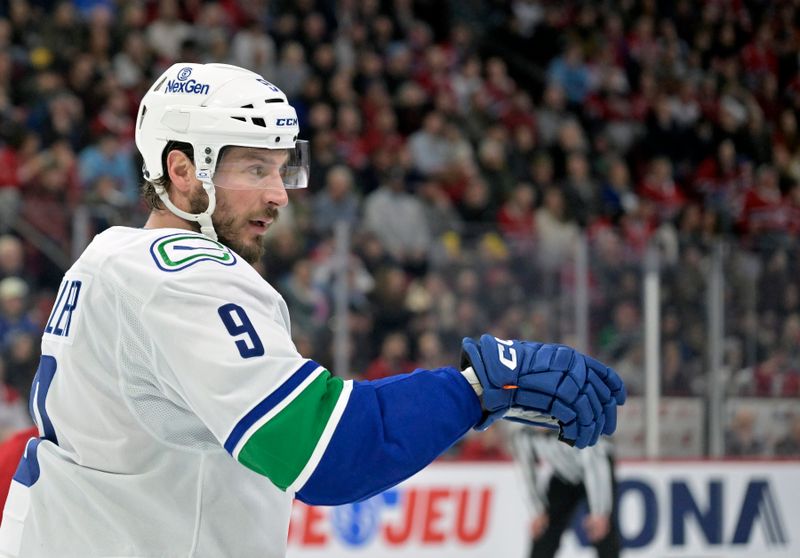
[229,363,322,458]
[288,380,353,493]
[236,369,345,490]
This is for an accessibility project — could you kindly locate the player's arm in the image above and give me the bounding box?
[145,272,623,506]
[295,336,625,505]
[293,366,480,504]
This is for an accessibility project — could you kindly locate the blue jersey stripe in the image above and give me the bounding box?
[35,356,59,445]
[224,360,319,454]
[13,438,42,487]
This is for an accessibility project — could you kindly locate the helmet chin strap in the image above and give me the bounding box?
[155,179,218,241]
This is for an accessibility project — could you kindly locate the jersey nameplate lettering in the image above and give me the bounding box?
[150,233,237,272]
[44,275,91,345]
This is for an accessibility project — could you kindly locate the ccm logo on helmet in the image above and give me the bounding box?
[276,118,298,126]
[256,78,280,92]
[165,79,210,95]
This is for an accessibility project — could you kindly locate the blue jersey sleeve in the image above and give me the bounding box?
[295,366,482,505]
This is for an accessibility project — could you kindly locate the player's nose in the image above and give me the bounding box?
[261,182,289,208]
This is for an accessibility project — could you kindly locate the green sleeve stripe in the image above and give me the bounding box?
[236,369,345,490]
[288,379,353,492]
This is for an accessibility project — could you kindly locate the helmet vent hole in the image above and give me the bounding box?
[138,106,147,129]
[264,99,283,104]
[233,104,255,124]
[252,117,266,127]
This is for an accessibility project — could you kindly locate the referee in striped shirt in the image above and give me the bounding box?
[511,428,620,558]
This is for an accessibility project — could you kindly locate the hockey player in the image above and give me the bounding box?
[0,63,625,557]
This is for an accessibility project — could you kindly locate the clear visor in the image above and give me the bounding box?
[205,140,309,190]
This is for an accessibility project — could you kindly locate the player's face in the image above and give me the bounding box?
[189,147,289,264]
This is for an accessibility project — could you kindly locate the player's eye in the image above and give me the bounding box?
[248,165,267,178]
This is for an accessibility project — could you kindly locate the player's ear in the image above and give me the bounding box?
[165,149,198,193]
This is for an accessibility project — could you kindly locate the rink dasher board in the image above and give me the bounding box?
[287,460,800,558]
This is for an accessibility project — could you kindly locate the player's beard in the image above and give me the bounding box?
[188,189,278,265]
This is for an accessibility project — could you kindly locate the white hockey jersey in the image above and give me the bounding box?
[0,227,347,558]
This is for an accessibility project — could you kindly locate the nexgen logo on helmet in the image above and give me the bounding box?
[166,66,210,93]
[165,79,211,95]
[135,63,309,241]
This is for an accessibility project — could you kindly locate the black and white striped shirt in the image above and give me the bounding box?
[511,429,614,517]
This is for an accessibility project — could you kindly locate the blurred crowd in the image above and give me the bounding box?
[1,0,799,456]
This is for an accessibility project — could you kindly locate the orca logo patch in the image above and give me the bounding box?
[150,233,237,272]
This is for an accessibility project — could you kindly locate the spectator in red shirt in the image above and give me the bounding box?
[692,139,744,199]
[362,106,404,157]
[0,144,21,234]
[333,104,369,171]
[739,164,788,237]
[785,183,800,235]
[692,139,751,228]
[497,183,536,239]
[740,22,778,86]
[752,350,800,397]
[638,157,687,223]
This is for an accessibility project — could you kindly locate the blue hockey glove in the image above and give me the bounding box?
[461,334,626,448]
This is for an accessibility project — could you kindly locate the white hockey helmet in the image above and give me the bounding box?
[135,63,309,239]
